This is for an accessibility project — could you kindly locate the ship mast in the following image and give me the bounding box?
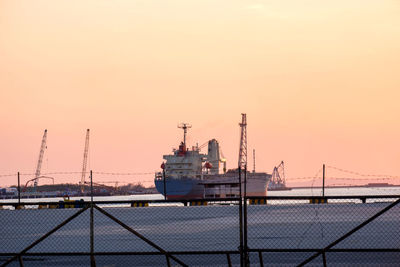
[178,123,192,146]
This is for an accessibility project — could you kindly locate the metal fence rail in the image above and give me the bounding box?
[1,195,399,208]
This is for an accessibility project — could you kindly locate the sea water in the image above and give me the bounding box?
[1,186,399,204]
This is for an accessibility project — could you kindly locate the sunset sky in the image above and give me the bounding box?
[1,0,399,187]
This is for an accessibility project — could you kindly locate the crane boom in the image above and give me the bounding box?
[34,129,47,188]
[80,129,90,193]
[271,161,285,185]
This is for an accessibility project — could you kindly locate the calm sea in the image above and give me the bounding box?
[1,186,399,204]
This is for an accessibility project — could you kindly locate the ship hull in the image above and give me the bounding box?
[155,178,204,199]
[155,173,270,200]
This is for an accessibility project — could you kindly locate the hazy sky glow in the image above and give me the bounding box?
[1,0,399,187]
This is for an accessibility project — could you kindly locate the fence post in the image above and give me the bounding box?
[238,166,244,267]
[226,253,232,267]
[258,251,264,267]
[18,255,24,267]
[17,172,21,205]
[163,168,167,201]
[243,165,249,266]
[322,164,325,197]
[90,170,96,267]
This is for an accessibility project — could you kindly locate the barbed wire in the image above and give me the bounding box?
[0,171,155,177]
[1,175,397,181]
[287,177,321,181]
[287,176,395,181]
[0,174,17,177]
[329,177,393,181]
[93,172,154,176]
[326,165,400,179]
[0,172,81,176]
[1,165,399,181]
[314,183,400,190]
[39,171,81,175]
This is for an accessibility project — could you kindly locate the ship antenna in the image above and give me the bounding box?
[178,123,192,146]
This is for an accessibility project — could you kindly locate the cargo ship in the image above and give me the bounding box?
[154,118,271,200]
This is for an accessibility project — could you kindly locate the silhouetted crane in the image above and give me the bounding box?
[80,129,90,193]
[32,129,48,190]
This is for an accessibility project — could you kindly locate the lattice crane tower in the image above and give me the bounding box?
[34,129,48,188]
[238,113,247,170]
[80,129,90,193]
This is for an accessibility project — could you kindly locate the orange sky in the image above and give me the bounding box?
[1,0,399,187]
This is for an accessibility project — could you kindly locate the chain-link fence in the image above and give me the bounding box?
[0,198,240,267]
[0,195,399,266]
[245,196,400,266]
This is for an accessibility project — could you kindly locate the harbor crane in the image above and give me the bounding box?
[80,129,90,193]
[271,161,286,187]
[32,129,48,189]
[25,176,54,189]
